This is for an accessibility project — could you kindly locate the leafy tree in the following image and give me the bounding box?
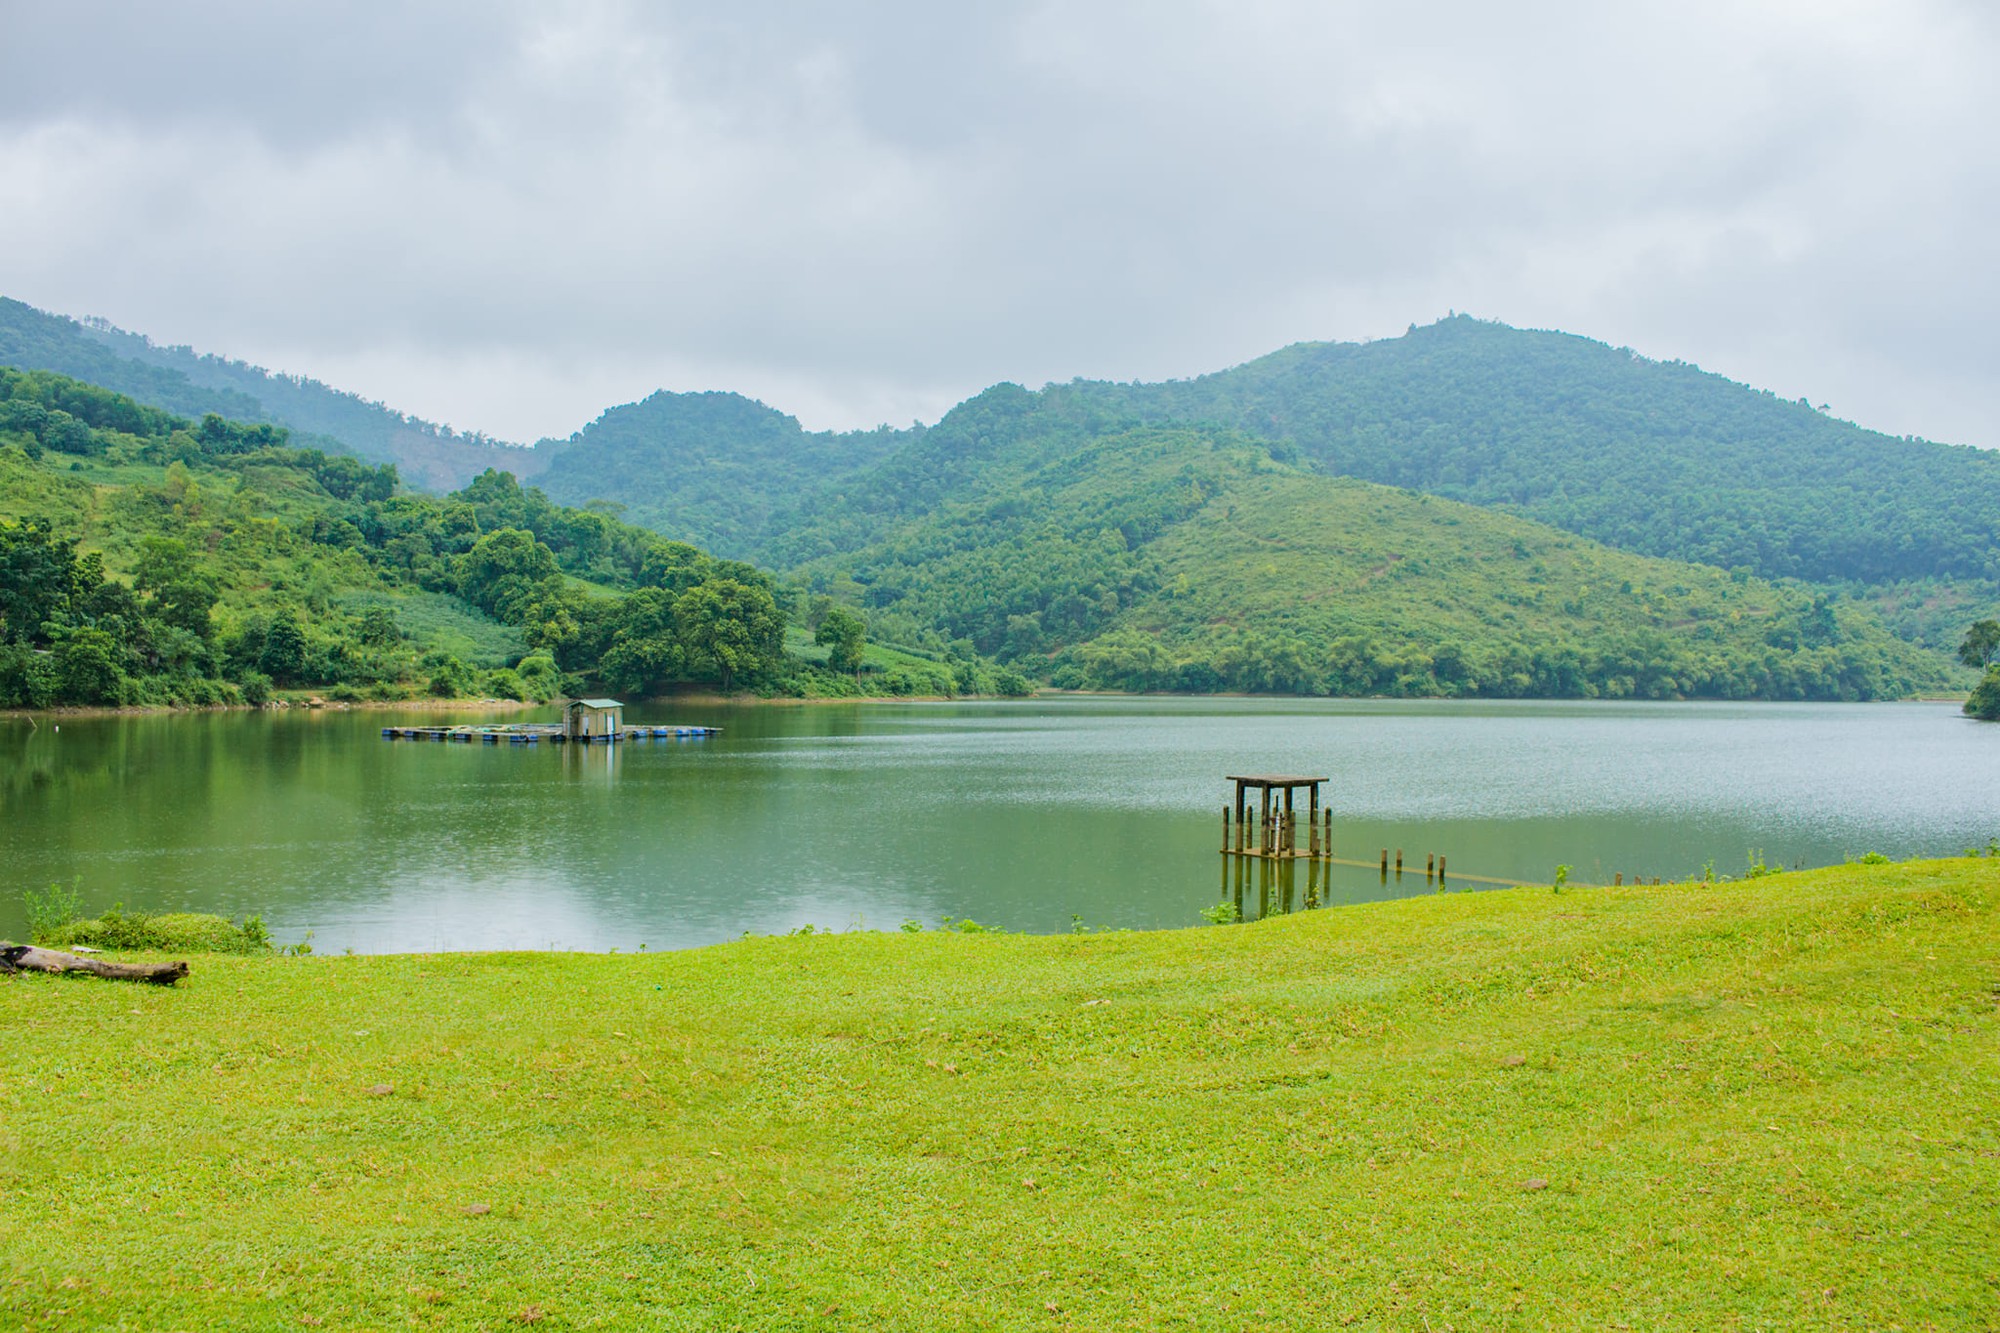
[815,605,866,674]
[1964,667,2000,721]
[456,528,562,620]
[1958,619,2000,671]
[56,628,123,702]
[673,578,783,691]
[259,611,309,685]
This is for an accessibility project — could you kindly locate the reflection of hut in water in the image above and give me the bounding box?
[565,698,624,740]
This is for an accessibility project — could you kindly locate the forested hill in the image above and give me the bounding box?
[0,297,543,491]
[1066,316,2000,586]
[0,367,1019,710]
[532,390,909,558]
[790,420,1951,702]
[527,316,2000,592]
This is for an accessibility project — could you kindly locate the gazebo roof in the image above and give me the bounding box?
[571,698,624,710]
[1225,774,1326,787]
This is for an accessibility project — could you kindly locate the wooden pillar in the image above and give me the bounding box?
[1259,787,1273,852]
[1427,852,1435,879]
[1438,855,1447,882]
[1614,872,1623,886]
[1395,848,1403,876]
[1379,847,1388,876]
[1222,805,1231,854]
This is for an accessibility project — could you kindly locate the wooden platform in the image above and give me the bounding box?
[380,724,721,744]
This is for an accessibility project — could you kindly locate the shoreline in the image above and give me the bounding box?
[3,687,1974,722]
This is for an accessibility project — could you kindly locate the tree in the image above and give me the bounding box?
[815,605,866,674]
[1965,666,2000,721]
[1958,619,2000,671]
[599,588,685,696]
[133,537,219,642]
[260,611,309,685]
[56,628,123,703]
[0,518,84,645]
[672,578,783,692]
[457,529,562,621]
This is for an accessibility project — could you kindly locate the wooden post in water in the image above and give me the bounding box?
[1379,848,1388,877]
[1395,848,1403,877]
[1438,855,1447,883]
[1614,872,1623,886]
[1323,810,1331,858]
[1222,806,1231,854]
[1427,852,1435,879]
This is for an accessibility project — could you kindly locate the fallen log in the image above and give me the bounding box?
[0,944,188,985]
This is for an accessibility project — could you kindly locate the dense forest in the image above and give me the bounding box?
[791,422,1948,701]
[532,390,907,557]
[1067,316,2000,587]
[0,368,1009,709]
[3,299,1994,707]
[516,320,2000,661]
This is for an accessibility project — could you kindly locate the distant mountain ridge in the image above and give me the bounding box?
[1057,317,2000,585]
[0,297,544,490]
[7,295,1997,660]
[522,316,2000,593]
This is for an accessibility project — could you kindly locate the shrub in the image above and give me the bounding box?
[483,667,525,700]
[21,880,83,941]
[40,906,274,954]
[237,670,273,706]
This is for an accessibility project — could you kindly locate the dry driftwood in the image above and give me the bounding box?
[0,944,188,985]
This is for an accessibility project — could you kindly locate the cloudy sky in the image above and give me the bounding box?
[2,1,1995,446]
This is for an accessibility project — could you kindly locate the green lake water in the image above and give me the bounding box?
[2,697,1996,952]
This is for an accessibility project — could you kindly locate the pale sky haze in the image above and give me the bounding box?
[1,1,1994,446]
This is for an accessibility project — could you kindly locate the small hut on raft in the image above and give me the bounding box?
[564,698,624,740]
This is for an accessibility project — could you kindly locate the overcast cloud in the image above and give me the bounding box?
[1,1,1995,446]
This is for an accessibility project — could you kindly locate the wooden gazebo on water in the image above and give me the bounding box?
[1225,774,1329,858]
[1221,773,1450,885]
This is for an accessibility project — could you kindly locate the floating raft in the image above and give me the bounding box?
[380,724,721,744]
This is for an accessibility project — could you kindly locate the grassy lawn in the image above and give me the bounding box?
[2,860,1995,1329]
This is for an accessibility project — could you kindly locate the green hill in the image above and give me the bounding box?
[531,317,2000,599]
[532,390,908,558]
[798,422,1950,700]
[0,368,923,709]
[0,297,544,491]
[1068,316,2000,587]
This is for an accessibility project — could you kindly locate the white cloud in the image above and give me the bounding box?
[1,1,1994,445]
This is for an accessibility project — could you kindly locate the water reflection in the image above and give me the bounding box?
[5,697,1997,953]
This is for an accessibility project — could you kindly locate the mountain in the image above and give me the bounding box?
[0,297,544,490]
[529,317,2000,595]
[532,390,909,558]
[789,416,1945,701]
[1063,316,2000,587]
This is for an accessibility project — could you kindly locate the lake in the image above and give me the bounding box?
[2,697,1994,953]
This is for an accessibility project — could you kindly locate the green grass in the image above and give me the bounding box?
[2,860,1995,1328]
